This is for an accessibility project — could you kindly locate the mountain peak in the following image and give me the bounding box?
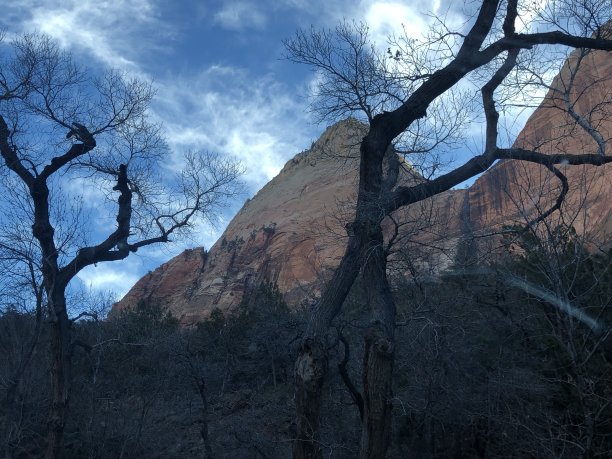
[113,48,612,324]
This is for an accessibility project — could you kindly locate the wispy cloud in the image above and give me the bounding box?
[77,258,143,299]
[214,1,268,31]
[153,65,316,190]
[365,2,428,43]
[276,0,454,48]
[2,0,169,70]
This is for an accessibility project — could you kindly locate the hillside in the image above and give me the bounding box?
[113,47,612,323]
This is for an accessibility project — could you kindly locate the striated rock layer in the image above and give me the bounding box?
[115,120,368,322]
[464,45,612,238]
[113,47,612,323]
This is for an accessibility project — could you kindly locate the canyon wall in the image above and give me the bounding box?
[113,47,611,323]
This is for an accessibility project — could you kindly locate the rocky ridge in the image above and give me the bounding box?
[113,47,612,323]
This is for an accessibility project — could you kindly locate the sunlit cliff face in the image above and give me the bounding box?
[114,48,612,323]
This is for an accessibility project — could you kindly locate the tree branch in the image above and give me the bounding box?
[482,48,520,154]
[0,115,35,187]
[59,164,133,283]
[337,328,364,420]
[40,123,97,180]
[525,164,569,227]
[479,32,612,66]
[380,24,612,146]
[502,0,518,37]
[384,150,610,214]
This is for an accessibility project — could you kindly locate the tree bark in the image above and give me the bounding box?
[293,125,391,458]
[293,238,363,458]
[359,239,395,459]
[293,337,327,459]
[45,293,72,459]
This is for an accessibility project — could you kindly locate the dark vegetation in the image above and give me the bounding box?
[2,2,611,458]
[2,224,610,458]
[286,4,612,456]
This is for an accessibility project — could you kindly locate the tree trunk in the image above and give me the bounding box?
[293,336,327,459]
[360,334,395,459]
[45,294,72,459]
[196,377,214,458]
[359,239,396,459]
[293,239,363,459]
[293,126,393,458]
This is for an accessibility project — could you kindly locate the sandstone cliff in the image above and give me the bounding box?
[113,47,612,323]
[115,120,368,322]
[464,45,612,238]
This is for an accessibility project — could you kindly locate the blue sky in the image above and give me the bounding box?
[1,0,542,302]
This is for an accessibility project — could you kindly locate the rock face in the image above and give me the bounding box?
[115,120,368,322]
[463,46,612,239]
[113,47,612,323]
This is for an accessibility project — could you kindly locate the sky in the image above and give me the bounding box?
[0,0,542,303]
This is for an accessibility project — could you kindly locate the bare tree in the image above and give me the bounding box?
[491,141,612,456]
[500,222,612,457]
[286,2,612,458]
[0,33,242,458]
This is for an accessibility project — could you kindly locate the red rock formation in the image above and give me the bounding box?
[466,45,612,238]
[114,120,368,322]
[113,47,612,323]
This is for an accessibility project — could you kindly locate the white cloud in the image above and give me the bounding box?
[214,1,267,31]
[77,259,143,298]
[152,65,316,191]
[282,0,456,50]
[365,2,428,43]
[2,0,168,70]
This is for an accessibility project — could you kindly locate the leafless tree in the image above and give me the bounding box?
[0,33,243,458]
[491,150,612,456]
[503,226,611,457]
[285,2,612,458]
